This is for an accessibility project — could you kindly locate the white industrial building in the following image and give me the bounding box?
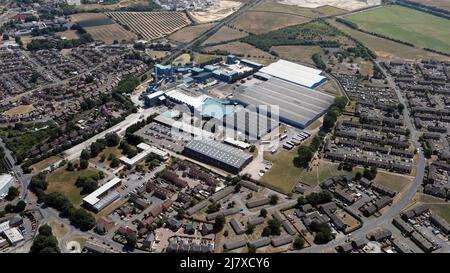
[259,59,327,89]
[83,177,122,212]
[120,142,169,167]
[0,174,14,198]
[3,227,24,246]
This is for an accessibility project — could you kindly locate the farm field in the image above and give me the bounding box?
[202,25,248,45]
[252,0,347,17]
[270,45,321,65]
[70,12,135,43]
[343,5,450,54]
[203,41,274,59]
[329,19,450,61]
[106,11,191,40]
[85,24,137,43]
[409,0,450,12]
[45,167,100,206]
[231,10,310,34]
[168,23,216,43]
[276,0,381,10]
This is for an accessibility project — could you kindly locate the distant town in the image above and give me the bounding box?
[0,0,449,255]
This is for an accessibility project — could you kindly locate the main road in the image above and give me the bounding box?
[292,61,426,253]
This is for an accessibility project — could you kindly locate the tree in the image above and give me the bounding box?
[79,159,89,169]
[6,186,19,201]
[110,158,120,168]
[207,202,221,213]
[397,103,405,113]
[214,214,225,233]
[363,167,377,180]
[354,172,362,181]
[176,209,185,220]
[15,200,26,212]
[80,149,90,160]
[126,233,137,248]
[234,183,241,193]
[66,161,75,171]
[260,208,268,218]
[30,224,60,253]
[247,244,256,253]
[269,194,279,205]
[70,208,95,231]
[266,219,281,236]
[246,223,255,234]
[295,145,313,167]
[2,33,9,40]
[293,236,305,249]
[105,133,120,147]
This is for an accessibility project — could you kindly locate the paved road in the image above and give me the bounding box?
[291,61,426,253]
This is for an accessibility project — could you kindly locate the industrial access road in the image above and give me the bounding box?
[291,61,426,253]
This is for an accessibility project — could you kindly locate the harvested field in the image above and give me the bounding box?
[85,24,137,44]
[231,10,310,34]
[329,19,450,61]
[168,23,216,43]
[203,42,274,58]
[189,0,243,23]
[270,45,321,65]
[276,0,381,10]
[344,5,450,54]
[106,11,191,40]
[146,49,170,59]
[3,104,35,116]
[202,25,248,45]
[252,0,347,17]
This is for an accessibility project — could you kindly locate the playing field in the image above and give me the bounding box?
[344,5,450,54]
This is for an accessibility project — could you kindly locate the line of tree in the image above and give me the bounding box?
[30,173,96,231]
[30,224,60,253]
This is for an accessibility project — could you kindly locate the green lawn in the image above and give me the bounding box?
[429,204,450,224]
[260,150,303,193]
[370,171,412,193]
[46,167,99,206]
[344,5,450,54]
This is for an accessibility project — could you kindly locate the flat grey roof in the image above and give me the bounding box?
[184,139,253,169]
[234,78,335,127]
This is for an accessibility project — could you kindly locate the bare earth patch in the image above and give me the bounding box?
[189,0,243,23]
[3,104,35,116]
[276,0,381,11]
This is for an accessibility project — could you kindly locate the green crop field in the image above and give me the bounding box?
[344,5,450,54]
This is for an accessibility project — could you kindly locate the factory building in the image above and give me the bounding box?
[144,90,165,107]
[155,64,173,77]
[183,139,253,174]
[233,77,335,129]
[259,59,327,89]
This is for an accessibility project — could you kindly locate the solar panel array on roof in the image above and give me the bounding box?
[183,139,253,174]
[233,77,335,128]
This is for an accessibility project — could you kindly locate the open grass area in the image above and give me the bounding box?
[429,204,450,224]
[370,170,412,193]
[260,149,303,193]
[2,105,35,116]
[45,167,99,206]
[97,146,122,162]
[344,5,450,54]
[169,23,216,43]
[30,155,61,173]
[202,25,248,45]
[192,53,223,64]
[48,221,69,241]
[203,42,274,58]
[299,160,353,187]
[270,45,321,65]
[172,53,191,66]
[231,10,310,34]
[329,18,450,61]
